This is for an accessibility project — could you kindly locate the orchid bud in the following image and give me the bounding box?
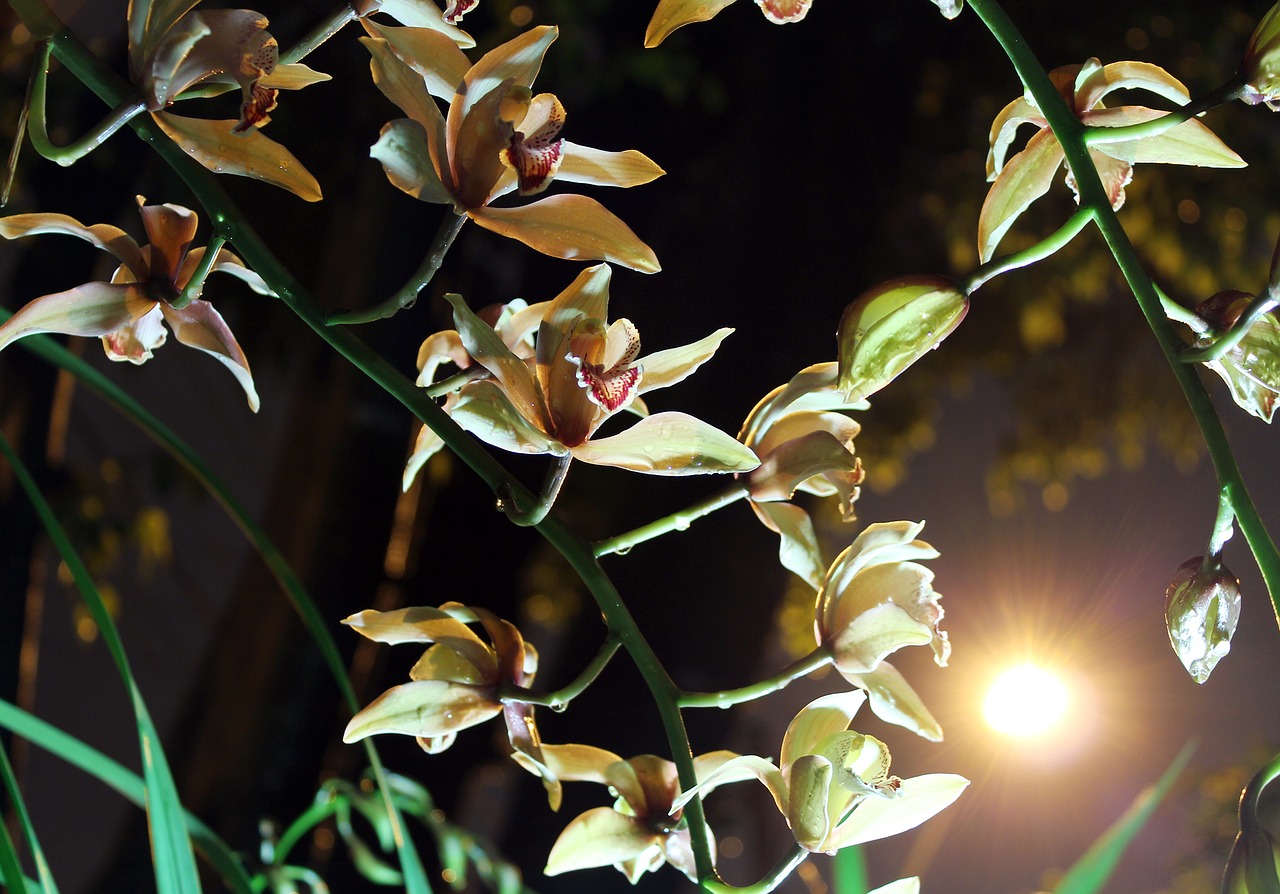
[931,0,963,19]
[1242,2,1280,110]
[836,276,968,403]
[1164,556,1241,684]
[1194,290,1280,423]
[1222,757,1280,894]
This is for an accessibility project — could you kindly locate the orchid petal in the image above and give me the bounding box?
[159,300,259,411]
[0,282,152,353]
[469,194,660,272]
[868,879,921,894]
[830,603,936,675]
[362,21,471,100]
[0,213,146,280]
[452,380,565,455]
[259,62,331,91]
[977,127,1064,262]
[570,411,759,475]
[826,774,969,850]
[342,679,500,741]
[986,96,1045,178]
[544,808,657,876]
[504,93,566,195]
[841,662,943,742]
[446,293,545,427]
[152,112,322,202]
[450,78,520,208]
[368,0,476,46]
[787,754,834,851]
[780,691,866,771]
[103,304,168,363]
[137,199,197,284]
[364,35,451,135]
[409,641,488,685]
[129,0,204,77]
[403,417,448,490]
[1087,108,1246,168]
[637,328,733,394]
[181,246,274,296]
[750,501,826,591]
[415,330,469,385]
[557,142,666,189]
[342,606,492,669]
[140,11,212,108]
[749,428,862,504]
[672,755,786,815]
[371,118,454,205]
[515,743,623,785]
[460,26,557,120]
[1076,60,1190,110]
[644,0,738,48]
[757,0,812,24]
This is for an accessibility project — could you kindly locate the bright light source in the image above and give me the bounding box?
[983,663,1070,738]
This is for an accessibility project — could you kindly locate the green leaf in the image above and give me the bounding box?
[1053,741,1195,894]
[833,846,869,894]
[0,740,57,894]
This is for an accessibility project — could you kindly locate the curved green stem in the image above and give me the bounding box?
[679,647,831,709]
[281,6,358,66]
[499,454,571,527]
[173,234,228,309]
[959,206,1094,295]
[968,0,1280,627]
[502,638,620,710]
[594,483,750,558]
[271,789,343,866]
[1180,291,1280,363]
[328,212,467,325]
[1158,284,1210,332]
[701,845,807,894]
[425,365,488,398]
[26,41,146,167]
[1083,78,1246,145]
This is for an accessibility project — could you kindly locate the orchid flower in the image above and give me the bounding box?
[361,24,663,271]
[644,0,811,48]
[341,603,548,771]
[354,0,477,44]
[519,744,742,883]
[980,58,1245,262]
[737,362,867,589]
[128,2,329,200]
[1242,2,1280,109]
[673,692,968,854]
[815,521,949,741]
[1191,289,1280,423]
[403,264,759,483]
[0,197,266,410]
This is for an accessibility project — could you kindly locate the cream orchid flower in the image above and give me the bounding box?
[980,58,1245,262]
[674,692,967,854]
[353,0,477,43]
[737,362,867,590]
[520,744,742,883]
[815,521,949,741]
[0,197,266,410]
[645,0,812,48]
[342,603,547,769]
[404,264,759,481]
[362,24,663,271]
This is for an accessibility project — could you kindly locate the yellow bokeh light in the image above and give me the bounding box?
[983,663,1070,738]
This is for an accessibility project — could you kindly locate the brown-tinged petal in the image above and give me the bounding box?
[152,112,322,201]
[342,679,500,741]
[452,380,566,455]
[136,198,197,284]
[636,328,733,394]
[644,0,738,48]
[750,501,826,590]
[451,80,521,208]
[362,21,472,99]
[1075,60,1190,110]
[103,304,169,363]
[343,606,493,665]
[1085,106,1246,168]
[512,742,623,786]
[363,35,451,136]
[0,213,147,280]
[1064,147,1132,209]
[446,293,546,428]
[571,411,760,474]
[556,142,666,189]
[985,96,1045,179]
[159,299,259,411]
[977,127,1064,262]
[0,282,153,353]
[415,329,470,385]
[459,26,557,120]
[366,0,476,47]
[749,428,863,505]
[757,0,812,24]
[544,807,658,876]
[178,246,274,296]
[410,642,489,685]
[469,194,661,272]
[372,119,454,204]
[129,0,205,78]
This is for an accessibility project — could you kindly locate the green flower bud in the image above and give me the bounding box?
[931,0,963,18]
[836,276,968,403]
[1222,756,1280,894]
[1195,290,1280,423]
[1242,2,1280,110]
[1164,556,1241,684]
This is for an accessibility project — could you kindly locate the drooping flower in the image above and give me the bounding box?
[1192,289,1280,423]
[1165,555,1242,684]
[981,58,1245,262]
[404,264,759,483]
[520,744,742,883]
[1242,2,1280,109]
[353,0,478,43]
[362,24,663,271]
[342,603,547,766]
[737,362,867,590]
[644,0,812,48]
[673,692,968,854]
[815,521,949,740]
[128,3,329,199]
[0,197,266,410]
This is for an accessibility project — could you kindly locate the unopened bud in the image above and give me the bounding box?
[931,0,963,18]
[1242,2,1280,110]
[1194,290,1280,423]
[1164,556,1241,684]
[836,276,968,403]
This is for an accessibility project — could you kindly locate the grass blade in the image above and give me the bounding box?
[0,738,58,893]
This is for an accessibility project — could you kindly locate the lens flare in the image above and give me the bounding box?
[983,663,1070,737]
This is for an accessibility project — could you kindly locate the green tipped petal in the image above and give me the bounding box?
[570,411,759,474]
[638,328,734,394]
[787,754,835,852]
[371,118,453,204]
[544,808,656,875]
[977,128,1064,262]
[342,679,500,742]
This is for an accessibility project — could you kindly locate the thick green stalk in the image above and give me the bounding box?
[594,483,750,558]
[679,647,831,709]
[967,0,1280,625]
[959,207,1094,295]
[504,638,620,709]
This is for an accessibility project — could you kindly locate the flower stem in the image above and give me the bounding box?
[594,483,750,558]
[26,41,147,167]
[425,365,488,398]
[1158,284,1210,332]
[327,212,467,325]
[499,454,572,526]
[281,6,358,66]
[1179,291,1280,363]
[173,235,228,309]
[504,638,620,710]
[1083,78,1247,145]
[1208,487,1237,559]
[678,647,831,709]
[701,845,808,894]
[959,206,1094,295]
[2,45,37,206]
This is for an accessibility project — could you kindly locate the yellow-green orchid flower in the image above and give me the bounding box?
[522,744,742,883]
[980,58,1245,262]
[404,264,759,480]
[673,692,968,854]
[1242,2,1280,109]
[645,0,811,48]
[341,603,547,767]
[128,3,330,200]
[816,521,949,741]
[737,362,867,589]
[1192,289,1280,423]
[362,24,664,271]
[0,197,267,410]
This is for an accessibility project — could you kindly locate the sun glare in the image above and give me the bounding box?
[983,663,1070,738]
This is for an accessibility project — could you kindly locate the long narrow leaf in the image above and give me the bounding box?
[0,739,58,893]
[0,700,254,894]
[0,431,202,894]
[1053,741,1195,894]
[833,845,869,894]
